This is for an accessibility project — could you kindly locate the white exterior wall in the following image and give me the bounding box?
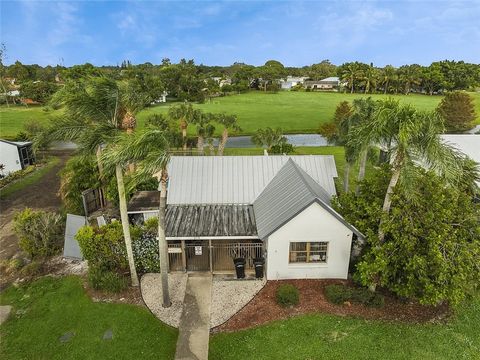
[0,142,21,175]
[265,202,353,280]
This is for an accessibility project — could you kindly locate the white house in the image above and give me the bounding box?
[280,76,308,90]
[304,77,341,91]
[128,156,362,280]
[0,139,36,176]
[440,134,480,186]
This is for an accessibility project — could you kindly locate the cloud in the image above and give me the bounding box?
[47,2,79,46]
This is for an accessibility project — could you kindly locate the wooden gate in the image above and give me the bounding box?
[185,241,210,271]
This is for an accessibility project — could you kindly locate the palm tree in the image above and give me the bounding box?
[191,112,214,154]
[251,127,284,151]
[347,98,377,194]
[102,130,171,305]
[363,65,378,94]
[341,62,362,93]
[205,124,216,155]
[214,113,241,156]
[168,103,201,151]
[381,65,396,94]
[351,99,470,244]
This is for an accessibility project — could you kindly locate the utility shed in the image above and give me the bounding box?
[0,139,35,175]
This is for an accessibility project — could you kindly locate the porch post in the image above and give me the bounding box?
[181,240,186,272]
[209,239,213,273]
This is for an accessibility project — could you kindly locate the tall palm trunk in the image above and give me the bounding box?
[378,152,404,243]
[208,139,216,155]
[181,119,187,151]
[343,162,351,193]
[350,76,354,93]
[355,148,368,195]
[116,164,139,286]
[217,128,229,156]
[96,145,106,207]
[158,170,171,307]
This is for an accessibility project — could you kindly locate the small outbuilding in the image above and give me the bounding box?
[0,139,36,176]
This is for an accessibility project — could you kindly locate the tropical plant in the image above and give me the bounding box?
[167,102,202,151]
[214,113,241,156]
[102,129,171,306]
[340,62,363,93]
[191,112,215,154]
[251,127,285,151]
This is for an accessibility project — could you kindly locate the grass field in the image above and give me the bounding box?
[209,294,480,360]
[2,92,479,139]
[0,276,178,360]
[0,157,60,199]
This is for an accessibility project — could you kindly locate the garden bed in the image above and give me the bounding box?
[213,279,450,332]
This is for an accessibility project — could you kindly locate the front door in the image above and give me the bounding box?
[185,241,210,271]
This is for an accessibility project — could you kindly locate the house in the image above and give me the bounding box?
[0,139,36,176]
[440,134,480,186]
[128,156,362,280]
[211,77,232,88]
[151,91,168,104]
[304,76,340,91]
[280,76,308,90]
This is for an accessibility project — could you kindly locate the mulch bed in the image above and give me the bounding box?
[84,282,145,307]
[212,279,450,333]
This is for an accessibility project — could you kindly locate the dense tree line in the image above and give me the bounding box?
[1,56,479,105]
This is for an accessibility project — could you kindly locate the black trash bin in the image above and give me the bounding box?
[253,258,265,279]
[234,258,246,279]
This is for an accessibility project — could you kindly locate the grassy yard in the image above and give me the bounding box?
[0,276,177,360]
[0,157,60,199]
[137,91,480,135]
[209,294,480,360]
[2,92,479,138]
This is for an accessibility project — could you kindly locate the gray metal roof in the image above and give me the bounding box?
[128,191,159,212]
[253,159,363,239]
[166,204,257,237]
[167,155,338,205]
[0,139,32,147]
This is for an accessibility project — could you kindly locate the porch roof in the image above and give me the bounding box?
[166,204,258,238]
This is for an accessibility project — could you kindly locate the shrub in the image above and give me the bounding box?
[437,91,476,132]
[324,284,352,304]
[14,209,64,259]
[276,284,300,307]
[20,261,43,277]
[132,231,160,274]
[88,266,128,293]
[324,284,385,308]
[75,222,128,272]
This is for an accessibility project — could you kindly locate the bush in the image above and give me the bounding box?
[88,266,128,293]
[324,284,385,308]
[20,261,43,277]
[132,231,160,274]
[14,209,64,259]
[76,222,128,272]
[276,284,300,307]
[324,284,352,304]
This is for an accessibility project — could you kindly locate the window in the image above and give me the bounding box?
[289,242,328,263]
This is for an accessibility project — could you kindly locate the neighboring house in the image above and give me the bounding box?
[128,156,362,280]
[305,76,340,91]
[440,134,480,186]
[280,76,308,90]
[151,91,168,104]
[0,139,36,176]
[211,77,232,88]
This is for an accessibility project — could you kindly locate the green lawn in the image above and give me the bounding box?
[137,91,480,135]
[209,294,480,360]
[1,92,479,139]
[0,276,178,360]
[0,105,53,139]
[0,157,60,199]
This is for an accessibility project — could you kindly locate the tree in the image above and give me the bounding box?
[437,91,476,132]
[191,112,215,154]
[214,113,241,156]
[398,64,422,95]
[103,130,171,306]
[350,99,471,251]
[19,81,58,103]
[258,60,285,92]
[335,167,480,306]
[339,62,363,93]
[168,103,202,151]
[319,101,353,144]
[380,65,396,94]
[363,65,378,93]
[252,127,285,151]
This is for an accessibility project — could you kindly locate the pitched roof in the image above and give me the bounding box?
[0,139,32,147]
[166,204,257,237]
[128,191,160,212]
[253,159,363,239]
[167,155,338,205]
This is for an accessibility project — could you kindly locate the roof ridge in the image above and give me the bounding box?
[286,158,319,198]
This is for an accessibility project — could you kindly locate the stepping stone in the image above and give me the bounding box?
[103,329,113,340]
[59,331,75,343]
[0,305,12,325]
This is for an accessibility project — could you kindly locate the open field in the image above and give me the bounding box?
[0,276,178,360]
[2,92,479,138]
[209,293,480,360]
[137,91,480,135]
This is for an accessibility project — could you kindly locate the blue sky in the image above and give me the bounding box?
[1,0,479,67]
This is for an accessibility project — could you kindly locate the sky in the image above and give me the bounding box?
[1,0,479,67]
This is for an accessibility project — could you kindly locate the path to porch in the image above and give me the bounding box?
[175,273,212,360]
